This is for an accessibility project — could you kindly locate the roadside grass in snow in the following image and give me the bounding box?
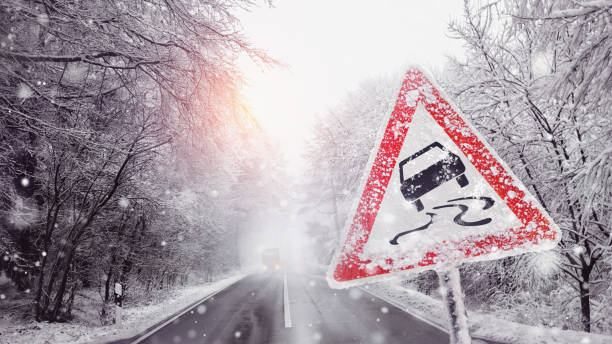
[0,274,243,344]
[365,280,612,344]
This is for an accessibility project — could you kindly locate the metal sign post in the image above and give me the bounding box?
[437,267,471,344]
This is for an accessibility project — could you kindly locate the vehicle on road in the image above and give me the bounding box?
[261,247,281,271]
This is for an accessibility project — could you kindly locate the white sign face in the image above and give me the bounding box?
[361,103,523,270]
[328,67,561,288]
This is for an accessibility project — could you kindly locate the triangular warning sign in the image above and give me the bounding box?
[327,67,561,288]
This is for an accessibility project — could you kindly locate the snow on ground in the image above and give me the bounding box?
[364,280,612,344]
[0,274,243,344]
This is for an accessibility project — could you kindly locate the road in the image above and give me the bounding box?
[111,272,471,344]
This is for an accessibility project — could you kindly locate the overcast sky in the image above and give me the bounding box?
[236,0,466,163]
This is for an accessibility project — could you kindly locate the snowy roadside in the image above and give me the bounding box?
[364,281,612,344]
[0,274,244,344]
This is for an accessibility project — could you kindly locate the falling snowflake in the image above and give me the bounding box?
[16,83,33,100]
[36,13,49,26]
[573,245,585,255]
[196,305,206,314]
[349,288,362,300]
[371,332,385,344]
[20,177,29,187]
[161,241,167,247]
[527,250,561,278]
[380,306,389,314]
[187,329,197,339]
[234,331,241,338]
[118,197,130,208]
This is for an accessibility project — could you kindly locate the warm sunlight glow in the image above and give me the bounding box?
[238,59,316,177]
[241,67,311,143]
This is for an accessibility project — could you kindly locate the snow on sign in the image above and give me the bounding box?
[327,66,561,288]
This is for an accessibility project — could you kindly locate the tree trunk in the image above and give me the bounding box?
[579,281,591,332]
[38,251,64,319]
[104,265,113,303]
[34,254,48,321]
[66,281,78,318]
[50,245,77,321]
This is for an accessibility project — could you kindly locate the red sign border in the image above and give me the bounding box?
[328,66,561,288]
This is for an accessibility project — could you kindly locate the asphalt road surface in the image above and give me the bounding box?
[111,272,483,344]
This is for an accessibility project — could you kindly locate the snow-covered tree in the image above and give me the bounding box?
[444,0,611,332]
[0,0,278,322]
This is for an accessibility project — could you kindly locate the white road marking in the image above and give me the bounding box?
[283,273,292,328]
[129,276,244,344]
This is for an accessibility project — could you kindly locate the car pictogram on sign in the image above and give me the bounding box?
[399,141,469,212]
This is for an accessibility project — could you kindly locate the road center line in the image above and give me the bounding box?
[283,273,292,328]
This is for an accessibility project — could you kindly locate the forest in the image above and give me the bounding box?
[0,0,283,324]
